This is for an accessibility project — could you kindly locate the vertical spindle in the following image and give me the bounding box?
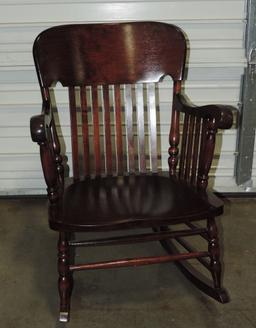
[147,83,158,172]
[190,116,201,185]
[92,85,101,175]
[103,85,113,175]
[80,86,90,176]
[136,84,146,173]
[184,115,195,181]
[179,113,189,179]
[114,84,123,174]
[125,84,135,173]
[68,86,79,180]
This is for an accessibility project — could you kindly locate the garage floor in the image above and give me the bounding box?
[0,197,255,328]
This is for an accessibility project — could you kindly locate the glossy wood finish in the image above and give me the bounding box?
[30,22,235,322]
[33,22,186,86]
[69,251,209,272]
[68,228,207,247]
[50,175,223,232]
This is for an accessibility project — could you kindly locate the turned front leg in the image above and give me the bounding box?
[58,232,73,322]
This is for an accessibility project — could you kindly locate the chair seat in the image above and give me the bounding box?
[49,174,223,232]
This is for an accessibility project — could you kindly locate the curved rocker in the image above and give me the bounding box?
[159,234,229,304]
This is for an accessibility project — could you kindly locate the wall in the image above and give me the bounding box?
[0,0,246,194]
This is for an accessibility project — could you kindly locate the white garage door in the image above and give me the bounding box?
[0,0,246,195]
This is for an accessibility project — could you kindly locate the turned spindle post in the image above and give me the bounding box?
[51,119,64,189]
[168,81,181,175]
[197,119,218,190]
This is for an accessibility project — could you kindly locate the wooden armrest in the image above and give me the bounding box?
[30,100,52,144]
[174,94,234,129]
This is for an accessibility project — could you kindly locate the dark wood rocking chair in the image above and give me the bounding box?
[30,22,234,322]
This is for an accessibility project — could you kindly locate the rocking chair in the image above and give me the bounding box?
[30,22,234,322]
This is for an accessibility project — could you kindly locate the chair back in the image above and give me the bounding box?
[33,22,186,178]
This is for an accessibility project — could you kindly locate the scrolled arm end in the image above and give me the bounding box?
[30,114,47,143]
[211,104,233,129]
[30,100,52,143]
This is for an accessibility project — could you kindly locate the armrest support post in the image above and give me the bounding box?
[40,141,59,202]
[168,108,180,175]
[197,119,218,190]
[30,100,63,202]
[168,81,181,176]
[51,121,64,191]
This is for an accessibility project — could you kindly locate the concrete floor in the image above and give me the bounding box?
[0,197,255,328]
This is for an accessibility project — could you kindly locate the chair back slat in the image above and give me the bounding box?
[179,113,189,179]
[197,120,207,186]
[190,116,201,185]
[103,85,113,175]
[114,85,124,175]
[184,115,195,181]
[147,83,158,173]
[179,113,212,187]
[124,84,135,173]
[68,86,79,180]
[62,81,174,177]
[92,86,101,175]
[136,84,146,173]
[80,86,90,176]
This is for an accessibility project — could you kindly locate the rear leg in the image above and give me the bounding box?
[207,217,222,289]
